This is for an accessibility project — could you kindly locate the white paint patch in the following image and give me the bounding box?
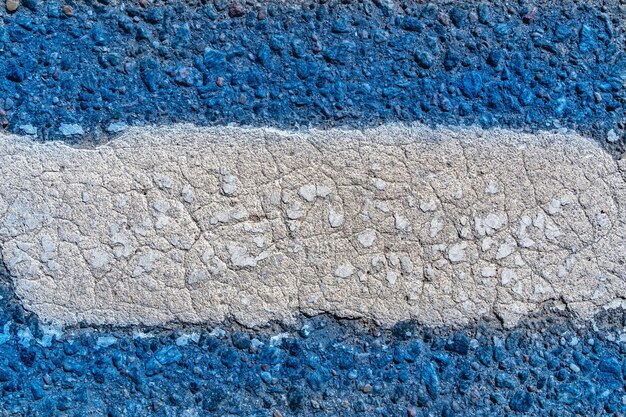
[0,125,624,328]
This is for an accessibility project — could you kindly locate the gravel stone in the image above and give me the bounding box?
[58,124,84,137]
[105,122,128,133]
[5,0,18,13]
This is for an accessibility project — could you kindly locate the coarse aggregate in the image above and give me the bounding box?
[0,0,624,155]
[1,1,625,414]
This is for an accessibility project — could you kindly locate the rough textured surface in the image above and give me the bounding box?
[1,125,624,328]
[1,1,624,414]
[0,0,624,155]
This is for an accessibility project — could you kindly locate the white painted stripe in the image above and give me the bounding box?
[0,125,624,328]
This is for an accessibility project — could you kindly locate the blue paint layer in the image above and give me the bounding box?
[0,0,624,149]
[1,316,625,415]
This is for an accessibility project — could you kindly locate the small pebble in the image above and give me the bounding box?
[6,0,19,12]
[18,124,37,135]
[228,1,244,17]
[59,123,84,137]
[105,122,128,134]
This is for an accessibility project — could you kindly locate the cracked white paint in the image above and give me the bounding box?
[0,125,625,328]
